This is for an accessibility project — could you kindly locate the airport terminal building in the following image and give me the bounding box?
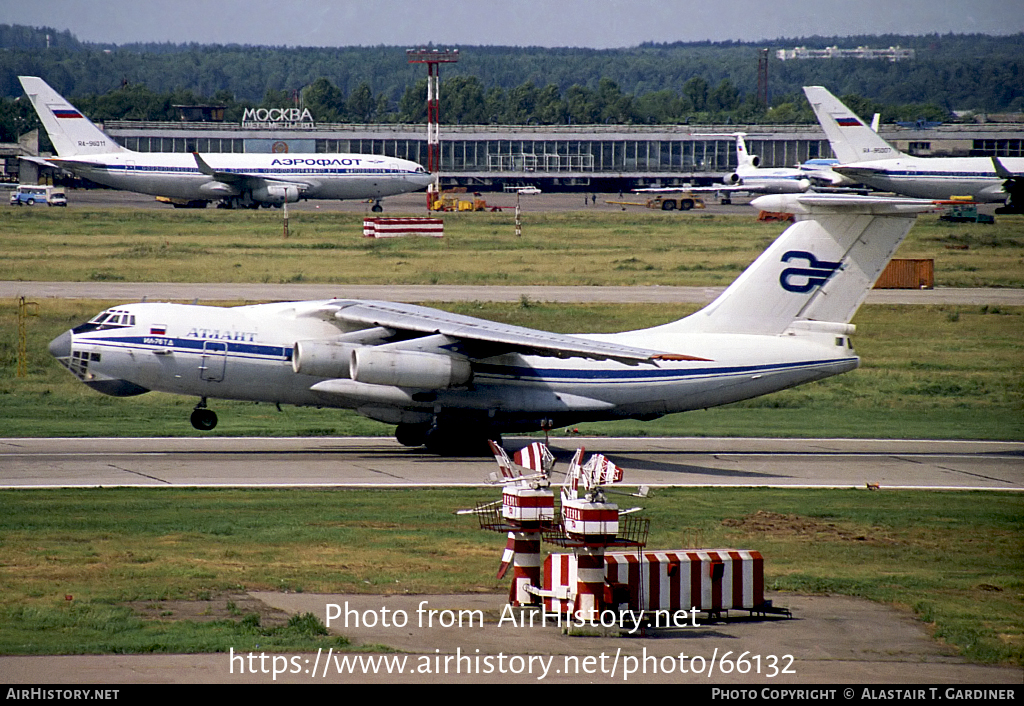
[35,116,1024,191]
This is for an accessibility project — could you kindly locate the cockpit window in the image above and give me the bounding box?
[72,309,136,334]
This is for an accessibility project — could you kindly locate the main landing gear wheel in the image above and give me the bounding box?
[190,407,218,431]
[395,423,429,447]
[422,427,500,456]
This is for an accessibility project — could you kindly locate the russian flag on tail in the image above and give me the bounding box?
[51,106,84,119]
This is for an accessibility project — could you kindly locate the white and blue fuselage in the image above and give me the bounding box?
[51,152,433,202]
[51,299,857,431]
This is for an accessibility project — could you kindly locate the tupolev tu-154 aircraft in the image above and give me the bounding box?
[637,133,845,202]
[804,85,1024,212]
[49,193,938,454]
[19,76,433,209]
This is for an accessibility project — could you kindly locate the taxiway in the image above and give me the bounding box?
[2,437,1021,490]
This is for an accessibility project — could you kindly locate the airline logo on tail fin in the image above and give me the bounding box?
[780,251,843,293]
[836,117,863,127]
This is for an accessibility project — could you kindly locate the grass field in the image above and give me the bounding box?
[1,207,1023,287]
[0,487,1020,665]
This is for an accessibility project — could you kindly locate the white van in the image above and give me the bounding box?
[10,185,67,207]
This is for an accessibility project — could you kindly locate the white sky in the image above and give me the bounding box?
[2,0,1020,48]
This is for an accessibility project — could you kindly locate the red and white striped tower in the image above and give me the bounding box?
[406,48,459,206]
[493,441,554,606]
[560,448,622,620]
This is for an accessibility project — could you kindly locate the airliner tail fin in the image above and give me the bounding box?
[803,86,903,164]
[19,76,127,157]
[667,194,937,336]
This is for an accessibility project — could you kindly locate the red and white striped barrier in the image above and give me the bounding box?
[543,549,764,616]
[363,217,444,238]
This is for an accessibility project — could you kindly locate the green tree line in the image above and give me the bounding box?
[1,24,1021,143]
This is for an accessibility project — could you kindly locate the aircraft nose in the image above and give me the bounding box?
[49,330,72,359]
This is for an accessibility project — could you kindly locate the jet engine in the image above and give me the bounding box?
[723,172,742,185]
[351,349,472,389]
[292,341,355,378]
[252,183,300,204]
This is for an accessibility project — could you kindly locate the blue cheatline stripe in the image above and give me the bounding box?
[96,165,418,176]
[473,358,854,383]
[876,170,997,179]
[81,335,855,381]
[81,335,291,360]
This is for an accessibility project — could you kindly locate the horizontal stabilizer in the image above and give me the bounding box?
[752,193,939,216]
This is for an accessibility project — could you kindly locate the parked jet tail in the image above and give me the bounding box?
[18,76,128,157]
[663,193,937,336]
[803,86,904,165]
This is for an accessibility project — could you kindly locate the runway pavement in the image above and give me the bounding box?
[2,436,1021,490]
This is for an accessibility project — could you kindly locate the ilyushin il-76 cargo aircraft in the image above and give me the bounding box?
[50,193,938,454]
[19,76,433,209]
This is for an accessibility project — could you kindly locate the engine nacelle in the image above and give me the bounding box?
[351,349,472,389]
[292,340,355,378]
[749,155,761,168]
[252,183,300,204]
[723,172,742,185]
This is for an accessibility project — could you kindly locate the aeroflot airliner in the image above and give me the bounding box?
[804,86,1023,212]
[20,76,433,209]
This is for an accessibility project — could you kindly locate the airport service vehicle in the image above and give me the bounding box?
[50,193,938,454]
[9,185,66,206]
[606,191,706,211]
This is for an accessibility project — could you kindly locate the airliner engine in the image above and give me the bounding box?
[351,349,472,389]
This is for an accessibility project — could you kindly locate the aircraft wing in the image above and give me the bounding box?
[634,186,746,193]
[192,152,310,192]
[312,300,665,364]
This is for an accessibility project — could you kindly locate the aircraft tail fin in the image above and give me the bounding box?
[18,76,127,157]
[803,86,903,164]
[666,194,937,336]
[735,133,758,170]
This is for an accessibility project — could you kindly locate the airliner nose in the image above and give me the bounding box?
[49,330,72,359]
